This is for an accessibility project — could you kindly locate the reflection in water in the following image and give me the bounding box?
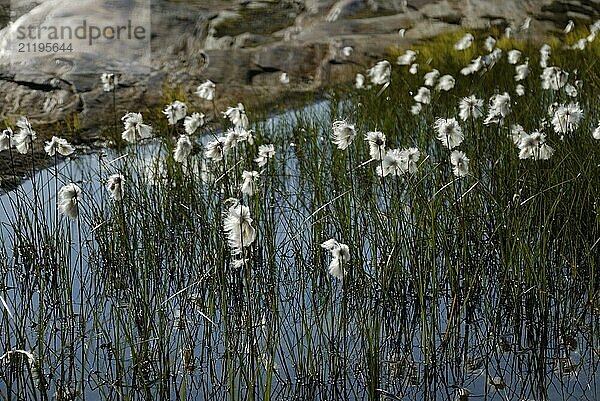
[0,102,598,400]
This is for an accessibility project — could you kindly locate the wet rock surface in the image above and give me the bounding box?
[0,0,597,138]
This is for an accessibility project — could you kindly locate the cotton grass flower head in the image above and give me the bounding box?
[254,144,275,167]
[355,73,366,89]
[414,87,431,104]
[0,128,12,151]
[460,56,484,76]
[484,36,496,52]
[223,103,249,129]
[58,183,81,219]
[450,150,469,178]
[342,46,353,57]
[101,73,117,92]
[564,83,578,98]
[321,238,350,280]
[540,44,551,68]
[173,134,193,163]
[195,80,215,101]
[396,50,416,66]
[518,131,554,160]
[424,69,439,86]
[454,33,474,50]
[516,84,525,96]
[507,50,521,65]
[564,20,574,33]
[163,100,187,125]
[44,136,74,157]
[106,173,124,201]
[410,103,422,115]
[484,92,511,125]
[331,120,356,150]
[541,66,569,90]
[514,61,530,81]
[434,117,463,149]
[14,117,36,154]
[241,170,260,196]
[367,60,391,85]
[510,124,528,145]
[458,96,484,121]
[205,137,227,162]
[409,63,419,74]
[593,121,600,139]
[482,48,503,68]
[551,102,583,137]
[377,149,404,177]
[403,147,421,174]
[223,201,256,255]
[121,112,152,143]
[436,75,455,91]
[184,112,205,135]
[365,131,386,160]
[280,72,290,84]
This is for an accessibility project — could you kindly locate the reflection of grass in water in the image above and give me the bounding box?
[1,27,600,400]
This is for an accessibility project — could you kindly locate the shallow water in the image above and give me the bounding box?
[0,101,598,401]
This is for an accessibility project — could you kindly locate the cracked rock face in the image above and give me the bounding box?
[0,0,597,135]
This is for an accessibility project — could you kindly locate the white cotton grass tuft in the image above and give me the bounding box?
[434,118,464,149]
[410,103,422,115]
[106,174,125,201]
[280,72,290,84]
[365,131,386,160]
[58,183,81,219]
[254,144,276,167]
[101,73,118,92]
[424,69,439,86]
[564,20,574,34]
[377,147,420,176]
[484,36,496,52]
[14,117,37,154]
[458,96,484,121]
[515,84,526,97]
[342,46,353,57]
[223,103,249,129]
[241,170,260,196]
[454,33,474,50]
[518,131,554,160]
[593,121,600,139]
[551,102,583,137]
[460,56,484,76]
[321,238,350,280]
[331,120,356,150]
[414,87,431,104]
[223,201,256,255]
[435,75,455,91]
[396,50,416,65]
[510,124,528,145]
[205,137,227,162]
[44,136,75,157]
[507,50,521,65]
[409,63,419,74]
[482,48,503,69]
[121,112,153,143]
[450,150,469,178]
[514,61,530,81]
[184,112,205,135]
[541,66,569,90]
[195,80,216,101]
[0,128,12,151]
[540,44,551,68]
[173,134,193,163]
[355,73,366,89]
[163,100,187,125]
[367,60,391,85]
[564,83,578,97]
[484,92,511,125]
